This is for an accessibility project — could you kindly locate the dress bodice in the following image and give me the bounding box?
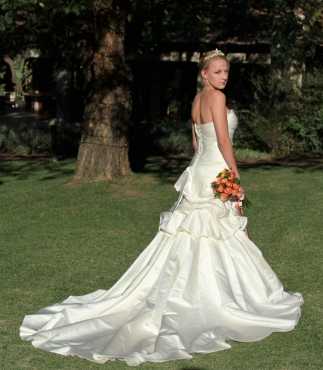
[174,109,239,202]
[193,109,238,145]
[192,109,238,159]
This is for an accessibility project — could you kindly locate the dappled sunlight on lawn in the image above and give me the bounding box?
[1,158,322,369]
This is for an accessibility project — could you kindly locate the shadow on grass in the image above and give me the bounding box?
[0,158,75,184]
[136,153,323,185]
[239,154,323,170]
[139,156,191,182]
[1,153,322,186]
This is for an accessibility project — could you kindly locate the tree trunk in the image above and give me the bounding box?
[286,60,306,95]
[3,55,15,86]
[3,55,23,96]
[74,1,131,182]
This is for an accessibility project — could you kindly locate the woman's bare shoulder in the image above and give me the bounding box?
[191,93,201,114]
[192,92,201,106]
[205,89,226,103]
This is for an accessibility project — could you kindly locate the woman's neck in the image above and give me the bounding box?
[202,84,222,93]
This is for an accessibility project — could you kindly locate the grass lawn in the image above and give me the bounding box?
[0,157,322,370]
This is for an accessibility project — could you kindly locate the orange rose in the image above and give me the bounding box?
[224,187,232,194]
[220,193,229,201]
[217,185,224,192]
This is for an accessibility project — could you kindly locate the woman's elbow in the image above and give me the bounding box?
[218,137,231,151]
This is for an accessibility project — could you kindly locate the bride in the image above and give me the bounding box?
[20,49,304,367]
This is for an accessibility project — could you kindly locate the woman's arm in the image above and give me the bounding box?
[191,123,198,152]
[191,95,198,152]
[208,92,240,178]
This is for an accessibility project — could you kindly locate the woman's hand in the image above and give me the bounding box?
[232,170,240,180]
[233,185,251,239]
[234,185,246,212]
[239,185,245,200]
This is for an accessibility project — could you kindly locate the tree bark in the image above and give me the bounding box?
[74,1,131,182]
[3,55,23,96]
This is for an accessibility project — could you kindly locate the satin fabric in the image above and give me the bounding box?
[20,110,304,366]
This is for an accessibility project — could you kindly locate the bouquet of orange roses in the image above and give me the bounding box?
[211,168,251,210]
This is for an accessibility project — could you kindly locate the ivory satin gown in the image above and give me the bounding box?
[20,110,304,366]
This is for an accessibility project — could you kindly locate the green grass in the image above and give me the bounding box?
[0,157,322,370]
[235,148,273,161]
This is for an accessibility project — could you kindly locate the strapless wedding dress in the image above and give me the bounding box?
[20,110,304,366]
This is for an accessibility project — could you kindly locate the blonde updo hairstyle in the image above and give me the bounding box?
[197,48,229,91]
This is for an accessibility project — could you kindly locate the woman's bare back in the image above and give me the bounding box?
[191,90,229,125]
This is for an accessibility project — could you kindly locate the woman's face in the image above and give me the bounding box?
[201,58,229,90]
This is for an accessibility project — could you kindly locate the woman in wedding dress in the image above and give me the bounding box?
[20,49,304,367]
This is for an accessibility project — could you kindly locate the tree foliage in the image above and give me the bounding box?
[0,0,322,168]
[268,0,323,69]
[1,0,322,80]
[0,0,93,71]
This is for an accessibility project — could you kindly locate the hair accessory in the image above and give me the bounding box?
[202,48,225,61]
